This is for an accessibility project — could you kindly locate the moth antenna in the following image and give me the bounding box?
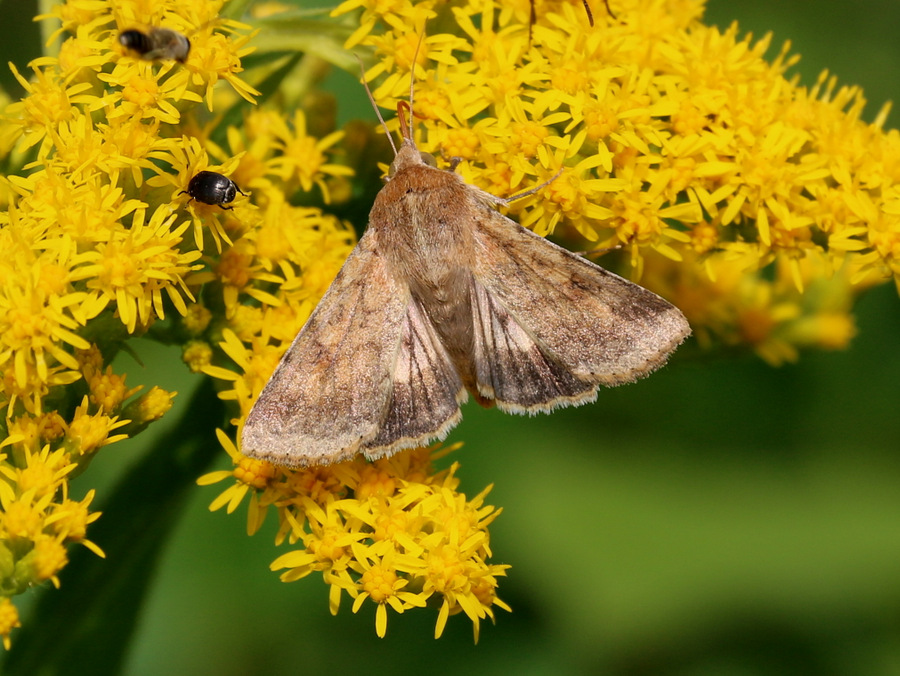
[407,31,426,142]
[603,0,617,20]
[581,0,595,27]
[355,54,397,156]
[397,101,412,143]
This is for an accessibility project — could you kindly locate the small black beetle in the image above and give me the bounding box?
[179,171,247,210]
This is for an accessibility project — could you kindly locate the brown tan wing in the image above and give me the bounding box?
[470,279,599,413]
[242,229,466,467]
[469,207,690,412]
[360,297,466,459]
[241,230,410,467]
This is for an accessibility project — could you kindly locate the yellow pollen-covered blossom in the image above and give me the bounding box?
[266,110,354,200]
[0,0,271,649]
[205,442,508,641]
[121,386,177,435]
[0,599,21,650]
[333,0,900,363]
[2,0,900,655]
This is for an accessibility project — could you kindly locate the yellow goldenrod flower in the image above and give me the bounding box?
[206,441,509,640]
[3,0,900,651]
[0,0,265,648]
[332,0,900,362]
[266,109,353,199]
[0,598,21,650]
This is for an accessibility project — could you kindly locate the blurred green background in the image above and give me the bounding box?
[4,0,900,674]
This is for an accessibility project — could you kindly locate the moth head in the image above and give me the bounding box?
[387,137,430,176]
[382,100,436,176]
[391,104,438,168]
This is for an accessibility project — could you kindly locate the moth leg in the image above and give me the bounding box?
[494,168,564,206]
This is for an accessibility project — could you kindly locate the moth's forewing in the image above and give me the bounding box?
[359,297,467,459]
[241,231,409,467]
[467,201,690,411]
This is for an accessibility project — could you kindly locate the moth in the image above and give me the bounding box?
[241,69,690,468]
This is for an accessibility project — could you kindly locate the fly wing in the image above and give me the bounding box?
[469,207,690,413]
[242,229,466,467]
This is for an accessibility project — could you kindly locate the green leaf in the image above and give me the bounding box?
[0,0,42,99]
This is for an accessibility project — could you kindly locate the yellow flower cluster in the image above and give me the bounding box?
[0,0,510,647]
[335,0,900,364]
[0,0,263,648]
[205,316,512,638]
[3,0,900,651]
[202,436,508,640]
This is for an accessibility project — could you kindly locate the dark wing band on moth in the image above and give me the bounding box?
[470,280,598,413]
[359,296,467,460]
[241,231,410,467]
[469,204,690,413]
